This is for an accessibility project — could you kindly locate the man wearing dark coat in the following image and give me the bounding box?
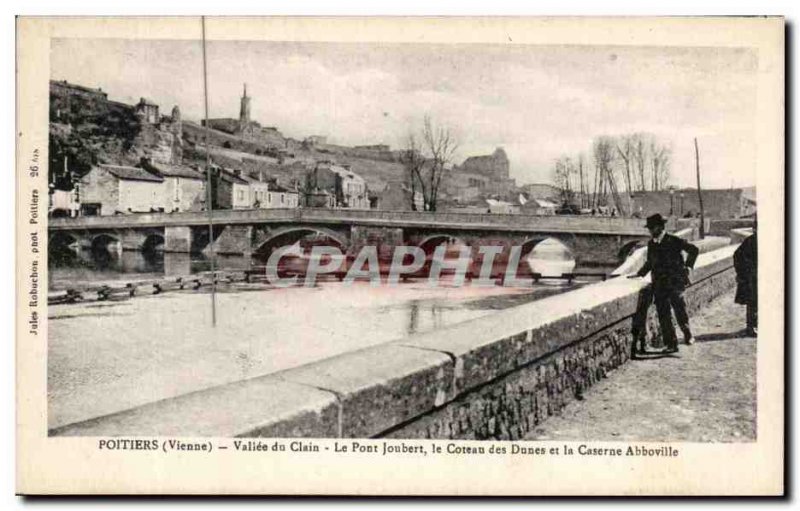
[734,227,758,336]
[630,214,700,354]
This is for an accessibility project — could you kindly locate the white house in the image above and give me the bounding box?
[77,164,165,216]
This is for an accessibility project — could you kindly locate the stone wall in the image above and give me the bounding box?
[52,245,737,438]
[630,189,747,220]
[205,225,253,256]
[709,218,755,236]
[387,256,735,439]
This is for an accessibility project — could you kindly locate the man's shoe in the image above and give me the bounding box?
[745,328,757,337]
[663,346,679,354]
[682,327,694,345]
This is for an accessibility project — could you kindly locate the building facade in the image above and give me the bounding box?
[142,160,206,212]
[77,164,165,216]
[212,167,251,210]
[304,189,336,208]
[240,172,300,209]
[48,188,80,218]
[629,188,755,219]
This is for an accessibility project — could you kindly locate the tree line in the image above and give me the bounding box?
[552,133,672,216]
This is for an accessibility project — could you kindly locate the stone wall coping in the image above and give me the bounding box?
[52,245,737,439]
[275,344,453,438]
[51,373,340,438]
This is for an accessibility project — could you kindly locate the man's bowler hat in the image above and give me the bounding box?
[645,213,667,229]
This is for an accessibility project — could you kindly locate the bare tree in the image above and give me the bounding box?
[649,139,672,191]
[657,144,672,191]
[401,116,458,212]
[552,156,575,205]
[399,135,426,211]
[593,136,624,213]
[632,133,649,192]
[616,135,635,193]
[422,117,458,212]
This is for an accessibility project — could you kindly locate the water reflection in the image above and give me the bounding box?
[49,237,592,291]
[48,246,252,290]
[405,300,448,334]
[527,238,577,276]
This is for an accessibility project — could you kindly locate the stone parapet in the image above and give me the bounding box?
[709,218,755,236]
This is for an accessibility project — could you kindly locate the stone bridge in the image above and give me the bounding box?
[48,208,660,267]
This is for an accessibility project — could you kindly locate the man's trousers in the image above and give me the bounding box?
[653,286,690,349]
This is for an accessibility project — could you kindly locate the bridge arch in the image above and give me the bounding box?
[49,231,79,252]
[142,233,165,253]
[519,237,546,257]
[523,236,577,276]
[618,240,645,263]
[254,226,349,257]
[416,234,469,256]
[520,236,576,258]
[90,233,120,253]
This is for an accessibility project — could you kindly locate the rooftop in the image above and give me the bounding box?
[217,168,249,185]
[98,164,163,183]
[145,162,204,180]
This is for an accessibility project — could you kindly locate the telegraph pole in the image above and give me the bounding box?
[202,16,217,326]
[694,137,705,239]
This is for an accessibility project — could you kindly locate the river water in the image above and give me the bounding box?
[48,242,599,430]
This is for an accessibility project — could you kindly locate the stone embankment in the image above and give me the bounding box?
[52,241,738,439]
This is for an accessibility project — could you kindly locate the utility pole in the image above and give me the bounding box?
[694,137,705,239]
[578,156,585,209]
[202,16,217,326]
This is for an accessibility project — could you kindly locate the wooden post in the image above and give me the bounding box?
[694,137,705,239]
[202,17,217,326]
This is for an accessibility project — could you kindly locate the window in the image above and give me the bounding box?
[238,189,245,201]
[281,194,285,204]
[268,192,272,204]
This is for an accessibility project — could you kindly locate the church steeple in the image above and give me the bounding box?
[239,83,251,125]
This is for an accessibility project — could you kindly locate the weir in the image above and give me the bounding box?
[51,240,739,439]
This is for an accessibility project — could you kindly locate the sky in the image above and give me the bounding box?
[51,38,758,189]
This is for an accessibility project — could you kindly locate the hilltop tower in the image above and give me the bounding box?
[239,83,251,126]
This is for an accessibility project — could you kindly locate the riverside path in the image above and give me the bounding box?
[525,289,757,442]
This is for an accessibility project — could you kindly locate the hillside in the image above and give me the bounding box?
[49,83,183,188]
[181,124,407,192]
